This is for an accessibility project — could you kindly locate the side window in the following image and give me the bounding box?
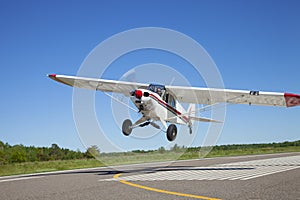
[163,93,169,103]
[170,98,176,108]
[168,94,176,108]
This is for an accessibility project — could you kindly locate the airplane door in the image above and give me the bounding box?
[165,93,177,122]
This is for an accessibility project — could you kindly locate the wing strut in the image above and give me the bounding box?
[104,92,138,112]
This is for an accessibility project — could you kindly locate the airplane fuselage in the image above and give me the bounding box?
[130,88,188,127]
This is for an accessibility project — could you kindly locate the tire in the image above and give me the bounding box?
[166,124,177,141]
[122,119,132,136]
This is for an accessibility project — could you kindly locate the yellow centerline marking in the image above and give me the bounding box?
[113,173,221,200]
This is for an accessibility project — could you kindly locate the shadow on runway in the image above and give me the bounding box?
[6,165,255,180]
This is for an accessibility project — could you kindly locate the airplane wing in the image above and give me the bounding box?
[166,85,300,107]
[49,74,300,107]
[48,74,148,96]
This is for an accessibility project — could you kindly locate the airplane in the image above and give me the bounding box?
[48,74,300,142]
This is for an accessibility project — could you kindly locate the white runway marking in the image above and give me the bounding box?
[101,155,300,181]
[0,176,44,183]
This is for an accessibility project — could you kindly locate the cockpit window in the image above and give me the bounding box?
[148,84,165,97]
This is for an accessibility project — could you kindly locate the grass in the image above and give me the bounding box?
[100,152,182,165]
[1,145,299,177]
[180,145,300,160]
[0,159,104,177]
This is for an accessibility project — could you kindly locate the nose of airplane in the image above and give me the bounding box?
[135,90,143,99]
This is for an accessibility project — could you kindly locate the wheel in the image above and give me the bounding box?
[122,119,132,136]
[166,124,177,141]
[189,126,192,134]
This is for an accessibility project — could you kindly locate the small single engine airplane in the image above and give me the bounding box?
[48,74,300,142]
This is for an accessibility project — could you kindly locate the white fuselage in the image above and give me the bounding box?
[130,89,188,125]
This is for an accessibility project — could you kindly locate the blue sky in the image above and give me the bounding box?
[0,0,299,152]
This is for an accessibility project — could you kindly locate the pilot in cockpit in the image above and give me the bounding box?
[157,88,162,96]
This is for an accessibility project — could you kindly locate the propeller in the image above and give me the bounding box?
[110,68,143,133]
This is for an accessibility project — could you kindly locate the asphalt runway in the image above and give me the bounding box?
[0,152,299,200]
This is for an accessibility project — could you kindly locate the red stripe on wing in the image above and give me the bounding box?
[284,93,300,107]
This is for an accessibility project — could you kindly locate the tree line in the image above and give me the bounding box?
[184,140,300,153]
[0,141,98,165]
[1,140,298,165]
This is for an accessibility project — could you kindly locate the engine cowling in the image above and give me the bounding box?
[135,90,143,99]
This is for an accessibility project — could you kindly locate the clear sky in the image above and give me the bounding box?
[0,0,299,152]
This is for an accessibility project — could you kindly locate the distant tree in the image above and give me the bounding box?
[0,150,6,164]
[51,143,59,149]
[171,144,180,152]
[37,147,50,161]
[10,151,26,163]
[158,146,166,154]
[85,145,100,158]
[132,150,146,153]
[26,146,38,162]
[0,141,4,150]
[50,143,63,160]
[9,145,27,163]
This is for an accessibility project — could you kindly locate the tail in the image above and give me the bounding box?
[165,104,222,133]
[187,104,222,124]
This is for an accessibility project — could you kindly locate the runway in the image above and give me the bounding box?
[0,152,299,200]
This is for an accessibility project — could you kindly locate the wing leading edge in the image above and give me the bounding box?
[48,74,148,96]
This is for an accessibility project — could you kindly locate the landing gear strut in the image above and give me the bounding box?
[122,119,132,136]
[166,124,177,142]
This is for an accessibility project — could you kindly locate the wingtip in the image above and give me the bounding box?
[284,93,300,107]
[48,74,57,78]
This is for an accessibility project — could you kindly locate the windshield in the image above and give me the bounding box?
[148,84,165,96]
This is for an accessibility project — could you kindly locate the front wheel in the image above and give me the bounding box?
[122,119,132,136]
[166,124,177,141]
